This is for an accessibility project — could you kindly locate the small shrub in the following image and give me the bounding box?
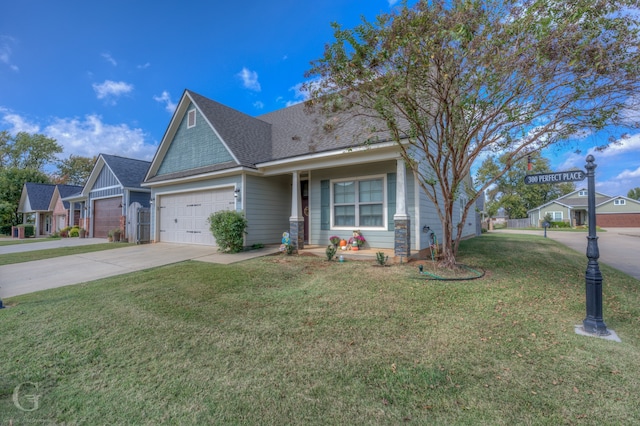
[251,243,264,250]
[69,226,80,237]
[326,244,337,261]
[22,224,35,238]
[285,243,295,255]
[208,210,248,253]
[375,251,388,266]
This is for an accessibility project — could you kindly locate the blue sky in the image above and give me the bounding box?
[1,0,639,197]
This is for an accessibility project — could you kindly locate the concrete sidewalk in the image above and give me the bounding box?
[492,228,640,280]
[0,242,279,299]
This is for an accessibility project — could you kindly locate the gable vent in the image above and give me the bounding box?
[187,109,196,128]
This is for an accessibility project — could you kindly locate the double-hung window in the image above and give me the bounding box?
[332,176,385,229]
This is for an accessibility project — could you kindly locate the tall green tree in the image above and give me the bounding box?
[305,0,640,267]
[0,130,62,171]
[628,187,640,201]
[54,155,96,185]
[476,153,574,219]
[0,168,50,229]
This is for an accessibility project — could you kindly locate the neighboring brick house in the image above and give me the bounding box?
[17,183,83,236]
[528,188,640,228]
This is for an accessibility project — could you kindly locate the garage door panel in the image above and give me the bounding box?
[94,197,121,238]
[159,189,235,245]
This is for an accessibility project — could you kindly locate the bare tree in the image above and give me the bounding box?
[305,0,640,267]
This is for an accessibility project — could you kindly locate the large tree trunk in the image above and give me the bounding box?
[440,201,457,269]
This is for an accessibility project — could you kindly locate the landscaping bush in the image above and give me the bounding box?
[69,226,80,237]
[0,225,11,236]
[208,210,248,253]
[21,224,35,237]
[550,221,570,228]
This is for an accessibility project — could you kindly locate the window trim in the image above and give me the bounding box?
[614,199,626,206]
[187,109,196,128]
[578,190,587,196]
[330,174,387,230]
[545,211,563,221]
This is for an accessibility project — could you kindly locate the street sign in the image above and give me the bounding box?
[524,170,585,185]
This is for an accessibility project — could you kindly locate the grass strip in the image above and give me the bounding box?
[0,243,130,266]
[1,233,639,424]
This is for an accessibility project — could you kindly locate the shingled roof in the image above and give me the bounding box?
[258,100,390,161]
[56,184,84,209]
[24,183,55,211]
[102,154,151,188]
[187,91,272,167]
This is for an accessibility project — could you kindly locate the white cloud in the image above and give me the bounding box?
[285,82,311,107]
[0,35,19,72]
[0,109,157,162]
[43,115,157,161]
[137,62,151,69]
[237,67,261,92]
[253,101,264,109]
[153,91,177,113]
[0,108,40,134]
[92,80,134,104]
[101,52,117,66]
[388,0,399,6]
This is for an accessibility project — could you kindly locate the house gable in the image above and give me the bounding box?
[157,102,235,176]
[18,183,55,213]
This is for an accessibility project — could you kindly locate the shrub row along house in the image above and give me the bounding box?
[19,90,480,253]
[527,188,640,228]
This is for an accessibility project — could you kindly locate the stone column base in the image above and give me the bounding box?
[394,218,411,257]
[290,219,305,250]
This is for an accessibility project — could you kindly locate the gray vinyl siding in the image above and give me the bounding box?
[310,161,399,249]
[149,175,242,242]
[244,174,290,246]
[157,102,235,176]
[413,144,477,250]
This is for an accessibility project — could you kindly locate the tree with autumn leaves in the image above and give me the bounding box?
[305,0,640,267]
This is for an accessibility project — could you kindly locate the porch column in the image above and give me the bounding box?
[290,171,304,250]
[394,158,411,257]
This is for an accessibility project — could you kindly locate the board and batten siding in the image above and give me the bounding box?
[88,166,123,220]
[311,161,399,249]
[149,175,242,243]
[157,103,235,176]
[244,174,291,246]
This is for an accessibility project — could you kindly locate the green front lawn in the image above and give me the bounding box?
[0,243,131,266]
[2,234,639,424]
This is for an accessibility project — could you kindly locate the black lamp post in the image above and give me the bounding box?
[582,155,609,335]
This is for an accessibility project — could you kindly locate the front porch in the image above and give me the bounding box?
[298,245,409,264]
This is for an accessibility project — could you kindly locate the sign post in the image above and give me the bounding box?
[524,156,609,337]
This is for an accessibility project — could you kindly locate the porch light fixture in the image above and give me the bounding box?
[234,188,241,199]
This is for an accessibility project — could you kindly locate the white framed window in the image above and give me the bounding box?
[614,199,626,206]
[546,211,563,221]
[331,175,386,229]
[187,109,196,128]
[579,190,587,196]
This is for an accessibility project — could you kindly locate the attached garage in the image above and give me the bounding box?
[596,213,640,228]
[158,188,235,245]
[94,197,122,238]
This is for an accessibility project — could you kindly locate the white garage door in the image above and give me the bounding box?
[159,189,235,245]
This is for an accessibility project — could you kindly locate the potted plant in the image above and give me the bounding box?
[349,234,366,250]
[112,228,122,242]
[329,235,341,247]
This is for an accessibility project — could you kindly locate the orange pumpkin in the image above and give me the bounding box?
[339,239,347,247]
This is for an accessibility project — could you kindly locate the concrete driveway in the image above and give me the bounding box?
[492,228,640,280]
[0,239,279,299]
